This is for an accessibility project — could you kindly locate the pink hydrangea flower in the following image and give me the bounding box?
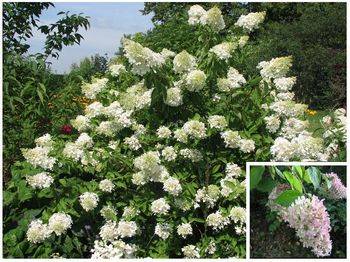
[324,172,346,199]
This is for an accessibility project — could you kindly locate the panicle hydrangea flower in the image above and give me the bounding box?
[173,50,197,74]
[71,115,91,132]
[276,91,295,101]
[132,171,147,186]
[225,163,242,178]
[205,240,217,255]
[179,148,203,162]
[177,223,193,238]
[291,132,324,160]
[26,172,54,189]
[62,142,84,162]
[156,126,172,139]
[269,100,308,118]
[182,120,207,139]
[161,146,177,161]
[280,118,309,139]
[218,67,246,91]
[323,172,346,199]
[26,219,52,243]
[281,195,332,257]
[264,115,281,133]
[82,77,108,99]
[270,137,297,161]
[85,101,104,118]
[221,130,241,148]
[163,176,182,196]
[238,35,249,48]
[195,185,221,208]
[116,221,138,238]
[22,146,56,170]
[99,179,115,193]
[200,6,225,32]
[209,42,237,60]
[182,244,200,258]
[151,198,170,215]
[257,56,293,79]
[206,211,230,231]
[122,206,140,218]
[188,5,207,25]
[35,134,53,148]
[134,151,161,173]
[160,48,176,59]
[108,63,126,77]
[124,135,141,151]
[96,121,117,137]
[122,39,165,76]
[165,87,183,106]
[230,207,246,235]
[79,192,99,211]
[238,139,255,153]
[273,76,297,91]
[184,69,206,92]
[155,223,172,240]
[208,115,228,130]
[174,128,188,143]
[235,12,266,32]
[91,239,137,259]
[132,123,147,136]
[99,221,118,241]
[76,132,94,148]
[48,212,72,236]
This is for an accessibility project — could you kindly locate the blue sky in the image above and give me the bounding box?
[28,2,153,73]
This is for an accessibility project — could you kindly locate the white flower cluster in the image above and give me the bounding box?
[182,120,207,139]
[257,56,293,80]
[119,82,153,111]
[22,134,56,170]
[235,12,266,32]
[173,50,197,74]
[179,148,203,162]
[184,69,206,92]
[221,130,255,153]
[220,163,244,197]
[123,39,165,75]
[217,67,246,91]
[27,212,72,243]
[26,172,54,189]
[63,133,93,162]
[71,115,91,132]
[210,42,238,60]
[151,198,170,215]
[206,211,230,231]
[177,223,193,238]
[165,87,183,107]
[79,192,99,211]
[108,63,126,77]
[230,206,246,235]
[161,146,177,161]
[48,212,73,236]
[157,126,172,139]
[155,223,172,240]
[124,135,141,151]
[99,179,115,193]
[82,77,109,99]
[195,185,221,208]
[163,176,182,196]
[91,239,137,259]
[188,5,225,32]
[208,115,227,130]
[322,108,347,143]
[182,244,200,258]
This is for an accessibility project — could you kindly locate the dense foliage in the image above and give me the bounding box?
[2,2,90,181]
[250,165,346,258]
[140,2,346,109]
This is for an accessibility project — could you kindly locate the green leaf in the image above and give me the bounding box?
[250,166,265,189]
[292,166,304,179]
[283,171,303,193]
[275,190,302,207]
[256,177,277,193]
[306,167,321,189]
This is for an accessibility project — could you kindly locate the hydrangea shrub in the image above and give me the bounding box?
[3,4,346,258]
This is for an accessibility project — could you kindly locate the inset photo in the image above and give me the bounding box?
[249,164,346,258]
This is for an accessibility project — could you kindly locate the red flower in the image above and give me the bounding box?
[61,124,73,134]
